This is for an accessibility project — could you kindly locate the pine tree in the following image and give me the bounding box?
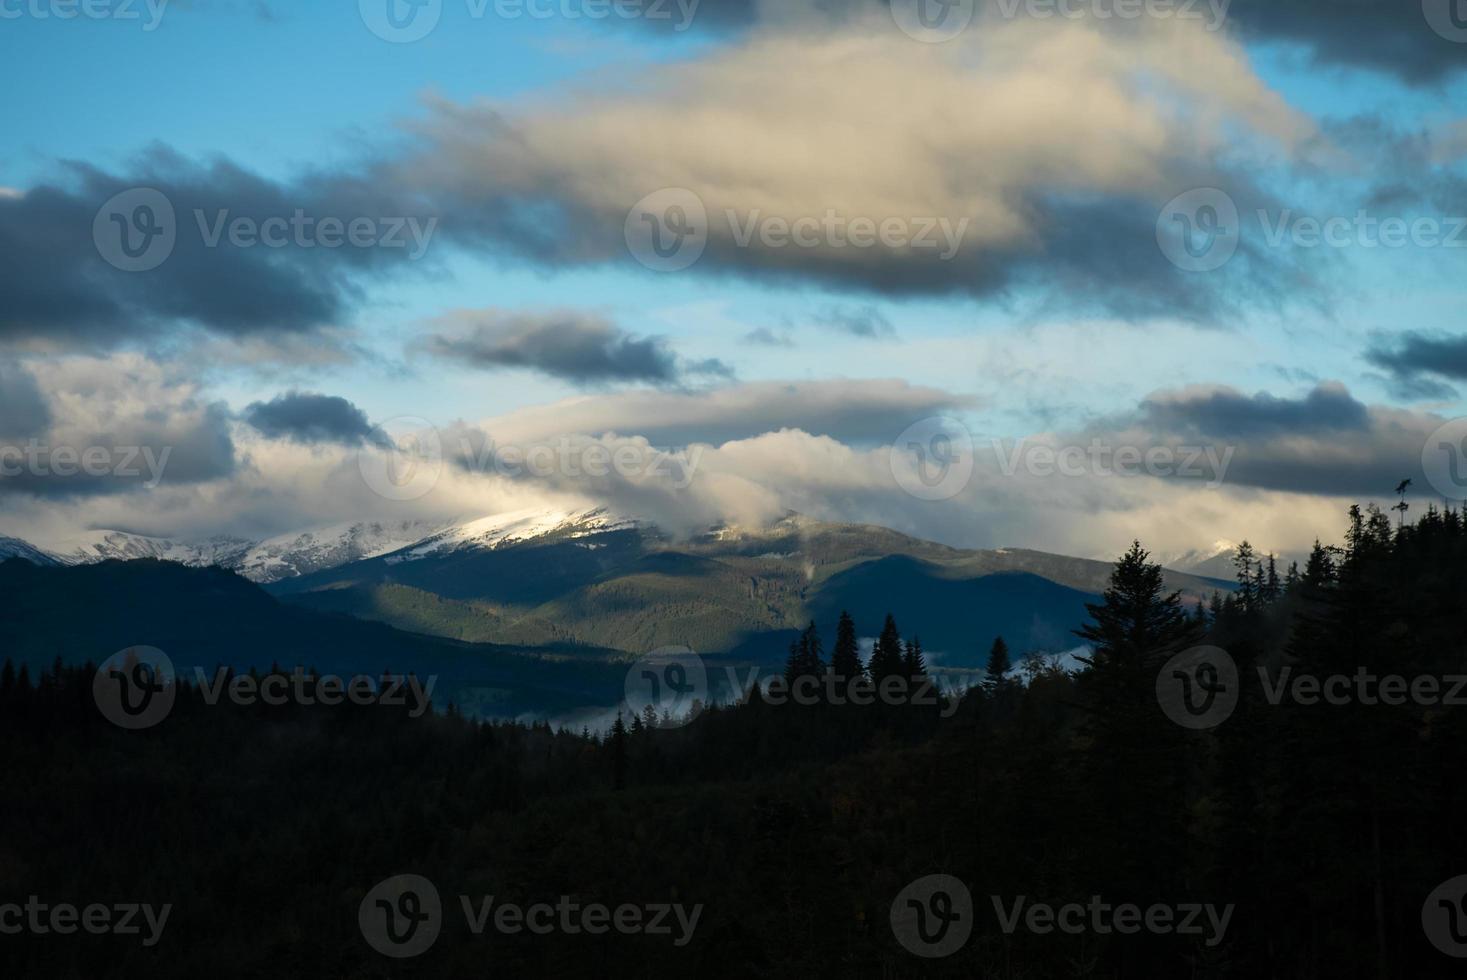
[1233,540,1258,610]
[902,637,926,679]
[829,611,863,680]
[983,636,1012,695]
[867,614,904,682]
[1264,553,1281,602]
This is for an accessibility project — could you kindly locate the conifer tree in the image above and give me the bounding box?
[829,611,863,680]
[901,637,926,679]
[867,614,904,682]
[983,636,1012,696]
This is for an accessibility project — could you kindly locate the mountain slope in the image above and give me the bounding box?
[0,558,629,718]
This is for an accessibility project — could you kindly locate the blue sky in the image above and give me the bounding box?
[3,0,1467,558]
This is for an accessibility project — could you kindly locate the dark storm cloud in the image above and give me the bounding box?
[1085,383,1436,497]
[622,0,1467,84]
[420,310,730,386]
[1226,0,1467,86]
[0,150,440,349]
[1139,383,1371,438]
[0,363,52,441]
[243,391,388,447]
[1366,332,1467,400]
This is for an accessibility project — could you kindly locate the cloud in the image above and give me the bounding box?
[390,14,1311,320]
[741,326,795,347]
[243,391,388,447]
[1082,382,1437,496]
[472,378,975,446]
[1137,381,1370,437]
[0,149,439,350]
[419,309,731,386]
[1,354,236,499]
[635,0,1467,86]
[0,362,52,441]
[812,305,895,339]
[1366,331,1467,400]
[1227,0,1467,86]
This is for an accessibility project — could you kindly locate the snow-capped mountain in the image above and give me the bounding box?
[236,520,448,581]
[1162,540,1239,580]
[50,530,255,569]
[12,508,642,584]
[0,535,58,566]
[385,507,641,564]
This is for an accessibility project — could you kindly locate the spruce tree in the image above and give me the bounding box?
[867,614,904,682]
[830,611,863,680]
[983,636,1012,695]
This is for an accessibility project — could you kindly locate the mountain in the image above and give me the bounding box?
[269,511,1231,664]
[0,535,58,565]
[1163,539,1240,580]
[8,509,1235,668]
[0,557,632,719]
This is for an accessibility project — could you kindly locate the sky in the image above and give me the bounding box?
[3,0,1467,561]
